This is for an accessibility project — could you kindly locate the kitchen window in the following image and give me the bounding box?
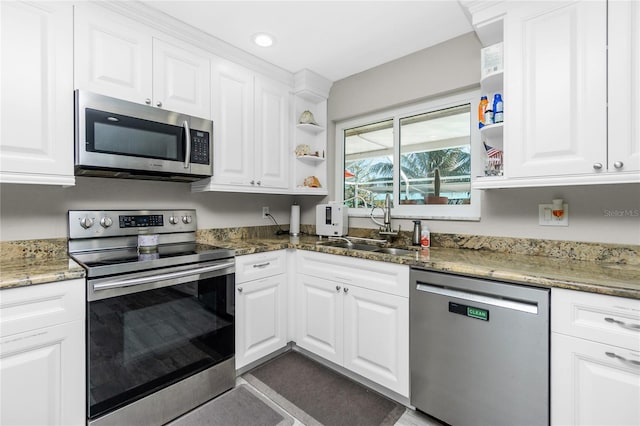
[335,89,481,220]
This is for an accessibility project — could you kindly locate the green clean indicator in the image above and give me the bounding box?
[467,306,489,321]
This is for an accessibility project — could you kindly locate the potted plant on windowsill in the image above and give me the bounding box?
[425,168,448,204]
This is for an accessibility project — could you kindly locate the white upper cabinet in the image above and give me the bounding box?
[505,1,607,178]
[608,0,640,174]
[74,4,211,119]
[0,1,75,186]
[254,77,290,189]
[194,57,291,192]
[470,0,639,188]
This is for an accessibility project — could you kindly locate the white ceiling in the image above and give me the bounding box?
[141,1,474,82]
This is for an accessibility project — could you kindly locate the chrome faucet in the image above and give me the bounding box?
[379,193,399,236]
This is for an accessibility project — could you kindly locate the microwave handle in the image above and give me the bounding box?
[183,120,191,169]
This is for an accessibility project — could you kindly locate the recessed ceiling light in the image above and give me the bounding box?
[252,33,275,47]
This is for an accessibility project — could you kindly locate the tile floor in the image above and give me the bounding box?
[235,377,443,426]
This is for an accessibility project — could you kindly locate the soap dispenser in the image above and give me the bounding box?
[412,220,422,246]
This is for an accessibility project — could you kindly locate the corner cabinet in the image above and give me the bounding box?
[295,251,410,398]
[74,4,211,119]
[0,1,75,186]
[192,57,291,193]
[0,279,85,425]
[551,288,640,426]
[469,0,640,189]
[235,251,288,370]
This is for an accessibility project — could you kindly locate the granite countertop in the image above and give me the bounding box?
[197,234,640,300]
[0,256,86,290]
[2,233,639,300]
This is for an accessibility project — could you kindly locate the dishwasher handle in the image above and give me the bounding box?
[416,283,539,314]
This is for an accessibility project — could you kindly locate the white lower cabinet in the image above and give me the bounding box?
[235,251,288,369]
[295,251,410,397]
[551,288,640,426]
[0,279,85,426]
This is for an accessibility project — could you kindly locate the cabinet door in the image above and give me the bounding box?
[295,274,343,365]
[153,38,211,119]
[0,1,74,185]
[74,4,152,104]
[609,0,640,174]
[210,58,255,186]
[1,321,85,426]
[343,286,409,397]
[552,333,640,426]
[505,1,607,177]
[254,76,290,189]
[235,274,287,369]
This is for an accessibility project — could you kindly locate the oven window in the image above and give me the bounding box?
[87,274,234,418]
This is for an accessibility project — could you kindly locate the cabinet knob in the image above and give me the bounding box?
[593,162,603,170]
[237,287,243,293]
[343,287,349,293]
[614,161,624,169]
[257,181,262,186]
[156,101,163,108]
[145,98,151,105]
[335,285,341,292]
[250,180,255,185]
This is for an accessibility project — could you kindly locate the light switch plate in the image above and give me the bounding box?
[539,203,568,226]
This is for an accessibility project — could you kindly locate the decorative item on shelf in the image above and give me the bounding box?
[425,168,448,204]
[295,144,311,156]
[298,110,318,125]
[303,175,321,188]
[483,142,503,176]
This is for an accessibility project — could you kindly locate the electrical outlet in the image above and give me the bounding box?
[539,203,569,226]
[262,206,270,219]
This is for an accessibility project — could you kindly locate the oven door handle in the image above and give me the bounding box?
[92,261,234,292]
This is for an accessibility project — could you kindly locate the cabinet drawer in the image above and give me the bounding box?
[296,250,409,297]
[236,250,287,283]
[552,288,640,350]
[0,279,85,338]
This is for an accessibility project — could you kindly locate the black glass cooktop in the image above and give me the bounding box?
[71,243,234,278]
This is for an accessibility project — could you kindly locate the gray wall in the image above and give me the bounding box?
[0,178,295,241]
[298,32,640,245]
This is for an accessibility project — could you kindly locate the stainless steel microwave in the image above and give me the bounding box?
[74,90,213,182]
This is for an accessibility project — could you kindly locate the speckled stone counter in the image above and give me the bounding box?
[2,230,638,299]
[197,229,640,300]
[0,239,85,290]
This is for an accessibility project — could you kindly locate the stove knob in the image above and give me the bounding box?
[169,216,179,225]
[80,217,94,229]
[182,215,192,224]
[100,217,113,228]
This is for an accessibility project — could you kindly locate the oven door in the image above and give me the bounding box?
[86,259,235,420]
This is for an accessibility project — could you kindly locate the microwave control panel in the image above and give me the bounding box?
[190,131,210,164]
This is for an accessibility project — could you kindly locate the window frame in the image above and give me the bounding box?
[335,89,482,221]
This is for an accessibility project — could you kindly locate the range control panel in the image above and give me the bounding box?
[68,209,197,239]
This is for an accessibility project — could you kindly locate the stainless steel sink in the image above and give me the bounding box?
[317,241,381,251]
[374,247,413,255]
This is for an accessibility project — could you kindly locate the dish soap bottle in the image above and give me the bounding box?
[412,220,422,246]
[421,225,430,248]
[478,96,488,129]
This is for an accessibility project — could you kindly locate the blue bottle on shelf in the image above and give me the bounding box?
[493,93,503,123]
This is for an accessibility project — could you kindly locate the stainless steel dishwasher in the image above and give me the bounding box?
[410,268,550,426]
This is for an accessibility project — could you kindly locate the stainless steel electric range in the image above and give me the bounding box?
[68,209,235,426]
